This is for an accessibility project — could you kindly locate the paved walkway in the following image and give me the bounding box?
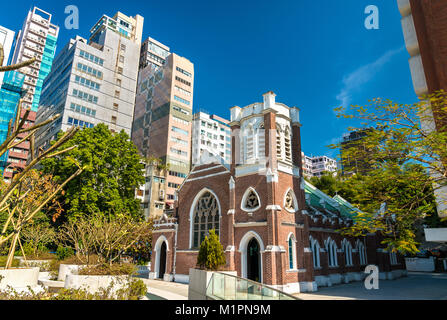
[138,278,189,300]
[294,272,447,300]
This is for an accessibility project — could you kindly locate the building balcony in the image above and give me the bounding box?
[31,16,49,27]
[24,42,44,54]
[24,77,37,86]
[27,35,46,46]
[8,151,28,161]
[28,28,46,37]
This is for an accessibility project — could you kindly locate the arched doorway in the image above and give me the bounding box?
[247,238,260,282]
[158,241,167,279]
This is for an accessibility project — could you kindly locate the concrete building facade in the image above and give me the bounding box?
[131,38,194,214]
[34,12,144,151]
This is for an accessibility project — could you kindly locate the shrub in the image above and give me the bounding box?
[196,229,226,271]
[0,278,147,300]
[55,246,74,261]
[77,263,137,276]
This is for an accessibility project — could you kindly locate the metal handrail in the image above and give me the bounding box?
[206,271,300,300]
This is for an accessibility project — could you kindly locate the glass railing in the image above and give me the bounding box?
[206,272,299,300]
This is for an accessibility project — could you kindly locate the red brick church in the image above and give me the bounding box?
[149,91,407,293]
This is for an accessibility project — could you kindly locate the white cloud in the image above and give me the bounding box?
[336,46,405,107]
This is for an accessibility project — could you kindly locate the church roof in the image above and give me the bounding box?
[304,180,359,221]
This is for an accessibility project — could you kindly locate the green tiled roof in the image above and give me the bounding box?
[304,180,359,219]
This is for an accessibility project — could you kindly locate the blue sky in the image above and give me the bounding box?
[0,0,416,159]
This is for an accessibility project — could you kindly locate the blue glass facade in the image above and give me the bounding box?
[32,33,58,112]
[0,71,25,169]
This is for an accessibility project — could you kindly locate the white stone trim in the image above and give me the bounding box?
[239,231,265,282]
[152,229,175,233]
[185,170,228,182]
[227,209,235,215]
[190,165,223,175]
[266,204,282,211]
[266,168,279,183]
[235,163,265,177]
[228,176,235,189]
[264,245,286,252]
[234,221,268,228]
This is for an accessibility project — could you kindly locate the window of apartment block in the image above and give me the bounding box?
[111,116,117,124]
[119,55,125,63]
[120,44,126,51]
[117,67,123,74]
[113,103,119,110]
[116,78,121,86]
[114,90,120,98]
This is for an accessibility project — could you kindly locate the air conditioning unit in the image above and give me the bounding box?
[159,189,165,200]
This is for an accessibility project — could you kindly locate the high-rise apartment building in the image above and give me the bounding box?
[0,71,25,179]
[191,111,231,166]
[139,37,170,70]
[0,26,15,85]
[301,153,337,178]
[3,7,59,180]
[339,129,373,176]
[11,7,59,112]
[34,12,144,151]
[131,37,194,216]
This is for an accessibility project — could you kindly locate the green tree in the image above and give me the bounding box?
[330,91,447,254]
[196,229,226,271]
[41,123,145,220]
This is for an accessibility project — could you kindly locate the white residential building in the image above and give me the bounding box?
[191,111,231,166]
[302,153,337,178]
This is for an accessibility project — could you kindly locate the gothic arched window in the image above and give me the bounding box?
[288,233,297,270]
[241,187,261,213]
[284,189,298,213]
[326,238,338,267]
[310,236,321,268]
[356,240,367,265]
[342,239,353,266]
[192,191,220,248]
